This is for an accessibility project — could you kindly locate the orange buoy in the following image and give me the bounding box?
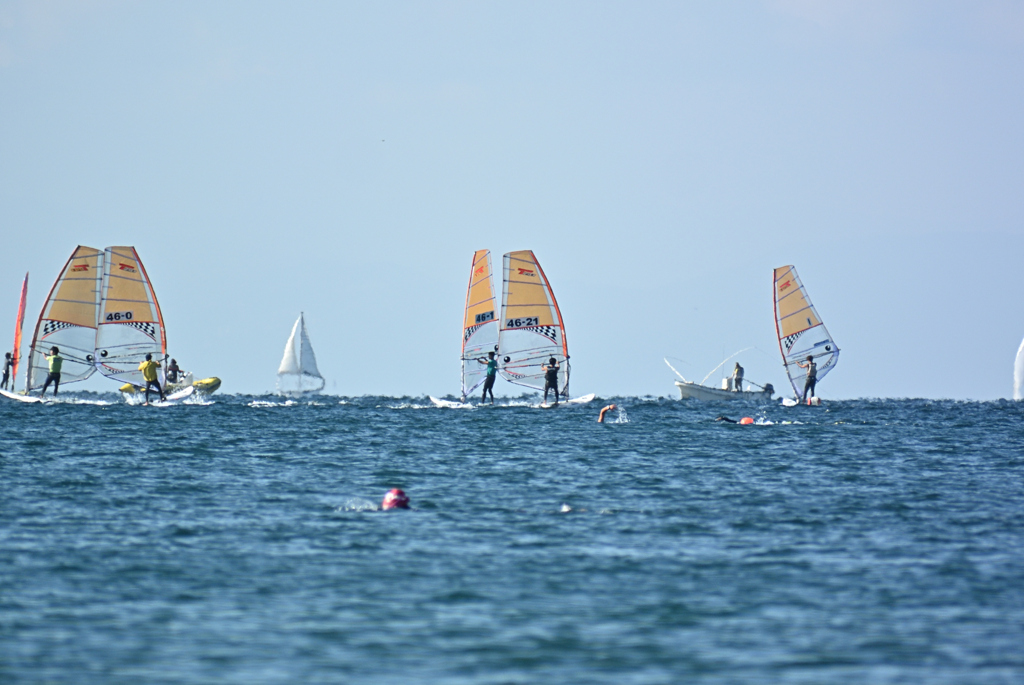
[739,417,754,425]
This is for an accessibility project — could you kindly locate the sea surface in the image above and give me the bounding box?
[2,393,1023,684]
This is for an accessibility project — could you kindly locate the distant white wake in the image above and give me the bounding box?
[1015,336,1024,400]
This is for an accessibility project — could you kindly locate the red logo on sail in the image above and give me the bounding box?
[779,280,792,292]
[71,264,89,272]
[517,268,535,277]
[119,263,136,273]
[474,265,485,276]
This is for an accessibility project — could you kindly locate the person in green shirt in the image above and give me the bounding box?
[40,347,63,396]
[138,353,165,404]
[476,351,498,404]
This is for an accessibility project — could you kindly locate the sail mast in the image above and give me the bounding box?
[10,273,27,388]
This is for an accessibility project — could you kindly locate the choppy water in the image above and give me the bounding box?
[2,394,1023,684]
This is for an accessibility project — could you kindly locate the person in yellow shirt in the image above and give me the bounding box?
[40,346,63,396]
[138,353,165,404]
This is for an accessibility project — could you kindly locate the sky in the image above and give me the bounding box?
[1,1,1022,399]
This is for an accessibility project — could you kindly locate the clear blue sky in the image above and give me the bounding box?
[2,2,1022,399]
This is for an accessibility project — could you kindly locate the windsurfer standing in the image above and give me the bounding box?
[40,347,62,396]
[477,351,497,404]
[797,355,817,401]
[542,357,560,406]
[138,353,165,405]
[2,352,12,390]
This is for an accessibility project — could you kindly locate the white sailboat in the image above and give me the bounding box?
[277,313,325,395]
[773,265,839,403]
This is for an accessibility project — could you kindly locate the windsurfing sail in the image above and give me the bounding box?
[94,246,167,387]
[10,272,27,388]
[461,250,499,399]
[498,251,569,395]
[25,246,104,391]
[773,265,839,398]
[1014,336,1024,400]
[277,313,325,394]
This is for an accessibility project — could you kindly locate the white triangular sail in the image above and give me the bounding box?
[94,246,167,387]
[461,250,499,399]
[1014,336,1024,400]
[25,246,105,391]
[498,251,570,395]
[773,265,839,398]
[277,313,325,394]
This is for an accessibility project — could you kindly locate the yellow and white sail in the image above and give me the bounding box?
[94,246,167,387]
[25,246,105,391]
[461,250,499,399]
[498,251,569,395]
[773,265,839,397]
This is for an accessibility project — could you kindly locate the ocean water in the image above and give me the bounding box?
[2,393,1023,684]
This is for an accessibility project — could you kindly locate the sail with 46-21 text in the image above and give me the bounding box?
[498,251,570,396]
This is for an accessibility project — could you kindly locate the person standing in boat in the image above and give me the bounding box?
[797,355,817,401]
[477,351,497,404]
[732,363,744,392]
[542,357,560,406]
[1,352,12,390]
[138,353,165,404]
[40,347,62,396]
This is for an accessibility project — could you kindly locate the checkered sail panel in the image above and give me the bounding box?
[497,251,570,395]
[773,265,840,398]
[25,246,104,391]
[94,246,167,387]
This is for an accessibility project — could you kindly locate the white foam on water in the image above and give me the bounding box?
[336,498,380,512]
[613,406,630,424]
[248,400,299,408]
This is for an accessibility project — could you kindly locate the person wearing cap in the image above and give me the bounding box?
[597,404,617,423]
[40,347,63,396]
[541,357,560,406]
[476,351,497,404]
[796,355,817,402]
[166,358,181,385]
[382,488,410,510]
[138,353,165,404]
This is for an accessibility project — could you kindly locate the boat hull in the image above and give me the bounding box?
[675,381,772,401]
[120,377,221,396]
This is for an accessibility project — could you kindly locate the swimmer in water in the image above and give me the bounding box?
[715,416,754,425]
[597,404,616,423]
[382,488,410,510]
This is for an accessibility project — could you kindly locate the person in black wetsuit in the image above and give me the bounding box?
[1,352,12,390]
[166,358,181,385]
[797,355,817,401]
[477,351,497,404]
[542,357,560,406]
